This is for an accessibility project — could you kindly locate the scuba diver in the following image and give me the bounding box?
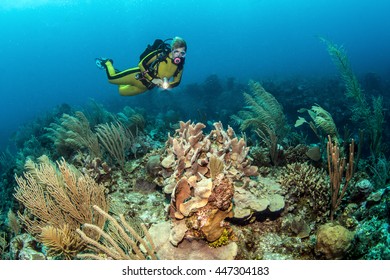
[95,36,187,96]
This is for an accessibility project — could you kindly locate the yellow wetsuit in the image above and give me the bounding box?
[103,50,184,96]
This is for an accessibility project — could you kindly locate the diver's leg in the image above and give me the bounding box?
[104,60,139,85]
[103,60,117,77]
[118,85,147,96]
[100,60,148,96]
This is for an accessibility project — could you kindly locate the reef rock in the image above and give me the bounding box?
[150,221,238,260]
[315,223,354,259]
[9,233,46,260]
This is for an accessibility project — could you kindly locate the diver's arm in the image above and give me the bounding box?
[169,69,183,88]
[138,50,159,81]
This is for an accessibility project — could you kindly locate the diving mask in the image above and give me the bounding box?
[172,49,186,57]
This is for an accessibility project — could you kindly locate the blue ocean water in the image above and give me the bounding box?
[1,0,389,150]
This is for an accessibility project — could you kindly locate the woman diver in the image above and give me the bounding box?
[95,36,187,96]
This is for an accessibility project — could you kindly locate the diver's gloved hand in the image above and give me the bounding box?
[152,78,169,89]
[151,78,163,86]
[95,58,113,69]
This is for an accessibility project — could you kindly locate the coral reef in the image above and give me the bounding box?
[73,153,114,192]
[295,104,339,144]
[315,223,354,259]
[233,177,285,222]
[1,72,389,261]
[279,162,329,221]
[321,37,385,159]
[9,233,46,260]
[148,221,238,260]
[13,156,108,259]
[156,120,286,249]
[231,81,290,165]
[77,205,157,260]
[45,111,101,159]
[159,121,248,245]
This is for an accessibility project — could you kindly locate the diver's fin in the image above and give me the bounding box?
[95,57,113,69]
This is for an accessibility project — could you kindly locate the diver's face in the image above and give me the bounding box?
[172,47,186,58]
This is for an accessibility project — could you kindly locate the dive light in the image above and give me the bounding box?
[162,77,169,89]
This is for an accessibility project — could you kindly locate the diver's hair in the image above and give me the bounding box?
[171,36,187,51]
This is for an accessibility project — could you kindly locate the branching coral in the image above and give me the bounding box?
[327,136,355,221]
[321,37,384,159]
[231,81,288,136]
[7,209,21,235]
[0,231,7,258]
[95,122,131,169]
[45,111,101,158]
[76,205,157,260]
[40,223,86,260]
[231,81,289,165]
[160,121,258,245]
[162,121,258,194]
[279,162,329,221]
[14,155,108,259]
[320,37,369,122]
[73,153,114,192]
[117,106,146,132]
